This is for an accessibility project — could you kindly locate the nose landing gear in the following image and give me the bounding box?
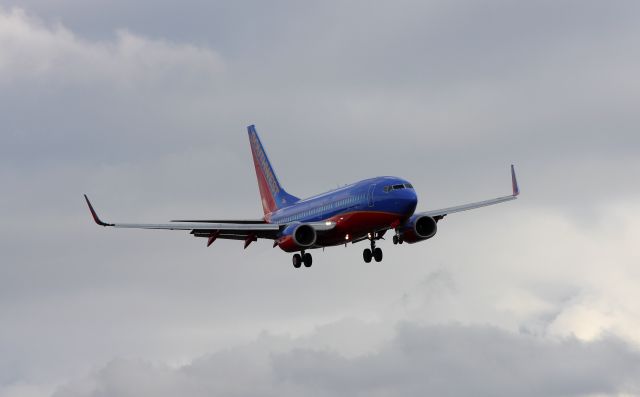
[363,235,383,263]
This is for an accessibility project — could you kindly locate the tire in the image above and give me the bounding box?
[292,253,302,268]
[363,248,372,263]
[373,247,383,262]
[303,252,313,267]
[392,235,398,245]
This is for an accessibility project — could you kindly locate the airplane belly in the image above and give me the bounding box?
[316,211,400,247]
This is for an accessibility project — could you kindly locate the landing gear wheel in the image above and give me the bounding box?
[363,248,372,263]
[303,252,313,267]
[373,247,383,262]
[292,253,302,268]
[392,235,398,245]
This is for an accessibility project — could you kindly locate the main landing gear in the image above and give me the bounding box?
[292,251,313,268]
[363,237,383,263]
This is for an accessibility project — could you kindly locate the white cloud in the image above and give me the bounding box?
[35,199,640,396]
[0,8,224,88]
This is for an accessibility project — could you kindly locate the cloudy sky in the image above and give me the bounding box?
[1,1,640,396]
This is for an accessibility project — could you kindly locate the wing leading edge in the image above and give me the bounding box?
[83,195,335,247]
[418,165,519,219]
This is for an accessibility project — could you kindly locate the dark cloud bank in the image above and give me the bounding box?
[54,323,640,397]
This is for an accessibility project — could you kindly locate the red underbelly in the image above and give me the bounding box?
[317,211,400,246]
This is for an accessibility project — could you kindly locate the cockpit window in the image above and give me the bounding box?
[384,184,412,192]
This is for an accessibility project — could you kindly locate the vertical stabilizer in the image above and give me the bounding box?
[247,125,299,215]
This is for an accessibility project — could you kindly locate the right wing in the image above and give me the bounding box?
[83,195,334,247]
[417,165,519,220]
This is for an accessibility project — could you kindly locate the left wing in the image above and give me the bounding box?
[83,195,334,247]
[417,165,519,219]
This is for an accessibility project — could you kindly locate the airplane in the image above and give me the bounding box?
[85,125,519,268]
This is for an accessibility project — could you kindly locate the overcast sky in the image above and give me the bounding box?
[1,1,640,396]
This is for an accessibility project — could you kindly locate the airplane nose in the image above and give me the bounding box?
[398,189,417,215]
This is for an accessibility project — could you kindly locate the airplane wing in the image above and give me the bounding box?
[417,165,519,220]
[83,195,334,247]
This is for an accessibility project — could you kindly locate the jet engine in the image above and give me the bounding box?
[398,215,437,243]
[277,223,317,252]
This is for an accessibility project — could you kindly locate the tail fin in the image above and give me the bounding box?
[247,125,299,215]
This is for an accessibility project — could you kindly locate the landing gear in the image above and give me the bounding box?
[292,253,302,268]
[292,251,313,268]
[373,247,383,262]
[363,248,372,263]
[364,236,383,263]
[303,252,313,267]
[392,233,403,245]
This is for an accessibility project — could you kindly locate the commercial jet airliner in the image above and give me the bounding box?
[85,125,519,268]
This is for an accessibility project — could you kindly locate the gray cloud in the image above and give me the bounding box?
[52,322,640,397]
[2,1,639,211]
[1,1,640,396]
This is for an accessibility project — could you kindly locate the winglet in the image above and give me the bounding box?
[511,165,520,197]
[84,195,113,226]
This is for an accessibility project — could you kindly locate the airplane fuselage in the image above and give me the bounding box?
[268,176,417,249]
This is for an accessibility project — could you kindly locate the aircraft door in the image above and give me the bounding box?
[368,184,376,207]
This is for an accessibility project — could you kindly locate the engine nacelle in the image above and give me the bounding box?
[399,215,437,244]
[277,223,317,252]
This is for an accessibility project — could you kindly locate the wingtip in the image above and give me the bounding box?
[84,194,111,226]
[510,164,520,196]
